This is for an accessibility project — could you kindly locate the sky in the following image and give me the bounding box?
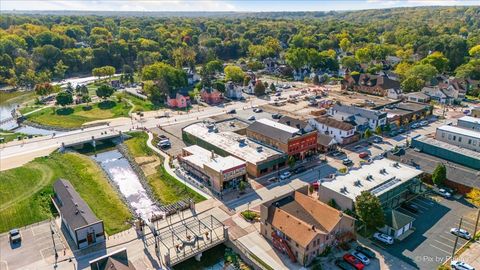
[1,0,479,12]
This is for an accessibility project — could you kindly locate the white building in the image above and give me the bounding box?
[435,125,480,152]
[328,104,387,131]
[308,117,358,145]
[225,81,243,99]
[457,116,480,131]
[52,179,105,249]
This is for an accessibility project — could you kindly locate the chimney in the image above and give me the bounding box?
[211,150,215,160]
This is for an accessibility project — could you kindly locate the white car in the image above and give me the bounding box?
[437,188,452,198]
[279,171,291,180]
[373,232,394,245]
[450,228,472,240]
[451,260,475,270]
[352,250,370,265]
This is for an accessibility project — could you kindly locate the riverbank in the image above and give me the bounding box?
[0,152,132,234]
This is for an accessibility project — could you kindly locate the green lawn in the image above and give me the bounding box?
[0,131,30,143]
[147,165,205,205]
[0,91,35,104]
[0,152,132,234]
[123,131,205,205]
[124,132,153,157]
[25,100,131,128]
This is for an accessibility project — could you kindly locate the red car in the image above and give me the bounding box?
[343,253,365,270]
[358,152,369,159]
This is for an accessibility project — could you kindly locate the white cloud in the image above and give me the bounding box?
[1,0,237,11]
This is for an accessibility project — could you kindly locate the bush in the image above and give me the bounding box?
[338,167,348,173]
[241,210,259,221]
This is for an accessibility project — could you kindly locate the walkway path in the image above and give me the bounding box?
[145,131,211,199]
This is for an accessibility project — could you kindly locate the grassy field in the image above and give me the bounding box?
[0,131,29,143]
[0,152,132,234]
[0,91,35,104]
[123,132,205,205]
[25,100,131,128]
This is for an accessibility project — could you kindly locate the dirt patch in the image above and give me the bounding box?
[135,156,161,176]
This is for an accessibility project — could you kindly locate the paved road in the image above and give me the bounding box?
[0,96,274,171]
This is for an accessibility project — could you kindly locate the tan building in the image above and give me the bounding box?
[260,191,356,266]
[179,145,246,194]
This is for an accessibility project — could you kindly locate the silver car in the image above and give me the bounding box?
[373,232,394,244]
[451,260,475,270]
[352,250,370,265]
[450,228,472,240]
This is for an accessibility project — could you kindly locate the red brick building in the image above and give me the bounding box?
[246,118,318,160]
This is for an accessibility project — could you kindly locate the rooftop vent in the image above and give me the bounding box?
[257,146,263,152]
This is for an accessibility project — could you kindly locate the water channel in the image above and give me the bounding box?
[92,149,163,220]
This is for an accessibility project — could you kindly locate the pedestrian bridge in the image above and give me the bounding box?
[145,214,227,267]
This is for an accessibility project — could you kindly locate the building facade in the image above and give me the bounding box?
[308,117,358,145]
[341,73,401,97]
[246,118,318,160]
[435,125,480,152]
[52,179,105,249]
[328,104,387,131]
[178,145,246,194]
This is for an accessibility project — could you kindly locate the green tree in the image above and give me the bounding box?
[205,60,223,74]
[313,75,320,85]
[375,126,382,135]
[96,84,115,100]
[224,65,245,83]
[364,128,373,139]
[53,60,68,79]
[432,163,447,186]
[401,76,425,92]
[421,52,449,73]
[34,83,54,97]
[355,191,385,230]
[56,91,73,107]
[288,155,296,168]
[340,56,358,70]
[254,80,266,96]
[469,44,480,58]
[269,83,276,92]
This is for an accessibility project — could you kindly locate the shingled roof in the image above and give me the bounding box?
[247,118,300,144]
[53,179,101,230]
[315,117,355,131]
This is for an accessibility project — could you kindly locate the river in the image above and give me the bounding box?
[92,149,163,220]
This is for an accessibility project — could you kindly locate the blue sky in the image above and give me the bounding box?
[1,0,479,12]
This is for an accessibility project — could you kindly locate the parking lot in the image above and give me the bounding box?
[379,195,479,269]
[0,220,66,270]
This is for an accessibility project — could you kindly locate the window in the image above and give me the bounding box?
[458,137,462,142]
[442,132,445,138]
[453,136,456,141]
[473,140,477,146]
[448,134,452,140]
[469,139,472,145]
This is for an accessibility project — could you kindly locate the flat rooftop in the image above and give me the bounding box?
[256,118,299,134]
[183,122,285,165]
[458,116,480,125]
[182,145,245,172]
[437,125,480,139]
[414,135,480,159]
[321,159,423,201]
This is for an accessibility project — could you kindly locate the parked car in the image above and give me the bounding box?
[247,115,256,121]
[157,139,171,149]
[373,232,394,245]
[450,228,472,240]
[411,123,420,129]
[342,158,353,166]
[227,109,236,114]
[272,113,283,119]
[343,253,365,270]
[275,92,281,96]
[388,131,398,137]
[451,260,475,270]
[9,229,21,244]
[331,151,346,158]
[436,188,452,198]
[358,152,369,159]
[158,134,168,140]
[398,128,406,133]
[355,246,376,259]
[401,202,419,213]
[352,251,370,265]
[253,108,263,113]
[372,136,383,143]
[294,166,306,174]
[279,171,291,180]
[335,259,356,270]
[420,120,429,126]
[354,145,363,151]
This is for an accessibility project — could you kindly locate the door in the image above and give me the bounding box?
[87,232,95,244]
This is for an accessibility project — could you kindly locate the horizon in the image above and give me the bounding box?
[1,0,479,12]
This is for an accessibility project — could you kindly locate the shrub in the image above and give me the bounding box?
[241,210,259,221]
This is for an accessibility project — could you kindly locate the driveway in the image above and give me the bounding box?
[381,194,478,269]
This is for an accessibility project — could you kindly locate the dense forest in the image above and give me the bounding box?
[1,6,480,96]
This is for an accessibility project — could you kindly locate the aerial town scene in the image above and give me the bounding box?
[0,1,480,270]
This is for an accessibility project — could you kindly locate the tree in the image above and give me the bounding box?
[142,62,188,103]
[401,76,425,92]
[205,60,223,74]
[313,75,320,85]
[466,188,480,207]
[92,65,116,80]
[254,80,266,96]
[56,91,73,107]
[340,56,358,70]
[406,64,438,81]
[269,83,276,92]
[53,60,68,79]
[432,163,446,186]
[339,38,351,52]
[224,65,245,83]
[34,83,54,97]
[355,191,385,230]
[364,128,372,139]
[96,84,115,100]
[238,181,247,193]
[469,45,480,58]
[375,126,382,135]
[421,52,449,73]
[172,46,196,68]
[287,155,296,168]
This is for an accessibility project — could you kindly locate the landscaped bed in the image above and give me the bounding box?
[0,152,132,234]
[25,100,131,128]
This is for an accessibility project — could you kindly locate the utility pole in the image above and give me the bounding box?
[474,209,480,241]
[451,217,463,260]
[50,224,58,266]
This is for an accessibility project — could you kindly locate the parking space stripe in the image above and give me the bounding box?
[438,235,456,243]
[429,244,451,255]
[432,239,453,249]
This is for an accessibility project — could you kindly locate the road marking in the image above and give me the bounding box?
[412,198,433,208]
[438,234,456,243]
[429,244,451,255]
[432,239,453,249]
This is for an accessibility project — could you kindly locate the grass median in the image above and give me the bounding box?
[0,152,132,234]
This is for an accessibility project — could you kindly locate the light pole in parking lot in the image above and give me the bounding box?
[474,209,480,242]
[451,217,463,260]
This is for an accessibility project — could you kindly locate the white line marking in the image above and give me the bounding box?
[432,239,453,249]
[429,244,451,255]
